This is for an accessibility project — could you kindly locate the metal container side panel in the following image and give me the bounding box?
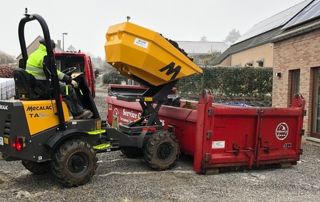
[174,120,197,155]
[156,107,198,155]
[159,106,197,122]
[207,112,257,168]
[193,96,259,173]
[256,108,304,165]
[156,114,197,155]
[213,105,258,116]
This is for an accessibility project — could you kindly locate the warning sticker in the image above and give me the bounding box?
[134,38,149,49]
[212,141,225,149]
[275,122,289,140]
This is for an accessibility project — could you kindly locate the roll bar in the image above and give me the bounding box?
[18,10,66,131]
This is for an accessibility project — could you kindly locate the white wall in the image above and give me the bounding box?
[0,78,15,100]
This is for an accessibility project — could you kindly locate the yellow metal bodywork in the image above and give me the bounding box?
[105,22,203,86]
[22,100,70,136]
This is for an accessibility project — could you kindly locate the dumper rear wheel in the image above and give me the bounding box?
[51,139,98,187]
[22,160,50,175]
[143,131,179,170]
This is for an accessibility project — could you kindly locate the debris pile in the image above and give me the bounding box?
[0,66,15,78]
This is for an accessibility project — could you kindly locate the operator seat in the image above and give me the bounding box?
[13,68,44,100]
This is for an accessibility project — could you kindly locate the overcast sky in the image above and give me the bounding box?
[0,0,303,58]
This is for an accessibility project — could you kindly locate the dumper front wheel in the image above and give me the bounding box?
[22,160,50,175]
[51,139,98,187]
[143,131,179,170]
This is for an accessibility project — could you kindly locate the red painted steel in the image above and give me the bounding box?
[106,91,305,173]
[55,52,95,97]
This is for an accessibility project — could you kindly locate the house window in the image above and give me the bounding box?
[256,59,264,67]
[312,68,320,138]
[245,62,253,67]
[288,69,300,105]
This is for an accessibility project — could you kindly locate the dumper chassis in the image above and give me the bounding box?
[106,81,181,170]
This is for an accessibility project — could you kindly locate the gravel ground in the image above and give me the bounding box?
[0,91,320,201]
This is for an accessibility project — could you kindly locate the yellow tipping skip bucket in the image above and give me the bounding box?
[105,22,203,87]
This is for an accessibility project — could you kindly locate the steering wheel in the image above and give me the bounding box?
[62,66,80,76]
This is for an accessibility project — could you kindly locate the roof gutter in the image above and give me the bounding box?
[272,20,320,42]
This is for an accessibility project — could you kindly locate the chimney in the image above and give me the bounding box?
[57,40,62,50]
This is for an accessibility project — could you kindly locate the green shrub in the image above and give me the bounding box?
[102,70,127,84]
[177,66,273,106]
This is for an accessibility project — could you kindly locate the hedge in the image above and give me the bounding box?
[102,70,126,84]
[103,66,273,106]
[177,66,273,106]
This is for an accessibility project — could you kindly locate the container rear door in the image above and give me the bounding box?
[256,108,303,166]
[202,107,258,170]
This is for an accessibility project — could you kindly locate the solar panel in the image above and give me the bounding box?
[283,0,320,29]
[235,0,312,43]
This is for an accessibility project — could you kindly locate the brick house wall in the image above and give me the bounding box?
[273,29,320,136]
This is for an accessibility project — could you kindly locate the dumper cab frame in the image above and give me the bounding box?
[54,51,96,98]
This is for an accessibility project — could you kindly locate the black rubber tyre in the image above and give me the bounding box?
[120,147,143,158]
[22,160,50,175]
[51,139,98,187]
[143,131,180,170]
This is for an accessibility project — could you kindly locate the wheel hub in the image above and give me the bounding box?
[157,143,173,160]
[68,153,88,174]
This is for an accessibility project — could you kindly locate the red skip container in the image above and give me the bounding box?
[106,88,305,173]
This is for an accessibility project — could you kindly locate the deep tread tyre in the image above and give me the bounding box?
[51,139,98,187]
[143,131,180,170]
[120,147,143,158]
[22,160,50,175]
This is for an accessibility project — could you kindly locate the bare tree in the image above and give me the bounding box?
[224,29,241,44]
[200,36,208,42]
[0,51,15,65]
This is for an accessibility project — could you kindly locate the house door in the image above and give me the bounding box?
[288,69,300,106]
[312,68,320,138]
